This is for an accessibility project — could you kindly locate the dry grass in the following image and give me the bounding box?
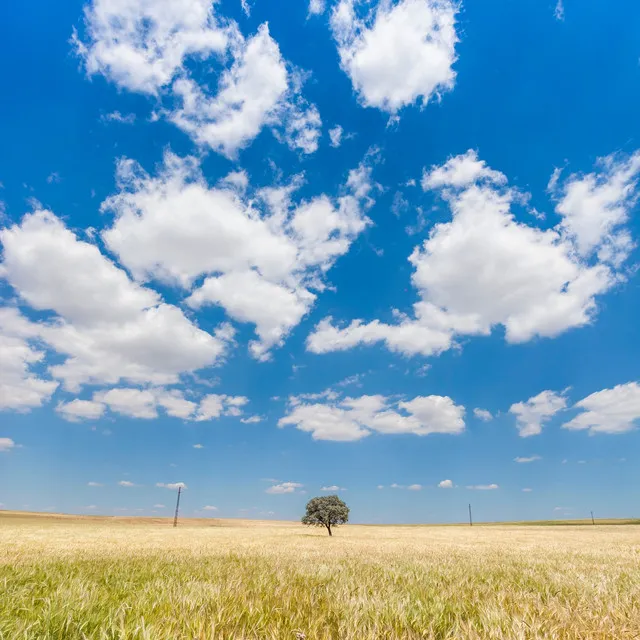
[1,513,639,639]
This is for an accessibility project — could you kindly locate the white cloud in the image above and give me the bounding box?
[308,0,325,16]
[0,437,16,452]
[0,313,59,411]
[155,389,198,419]
[422,150,507,190]
[329,125,344,148]
[330,0,459,112]
[56,399,105,422]
[522,488,533,492]
[153,504,166,508]
[118,480,136,487]
[438,479,453,489]
[102,151,375,359]
[514,455,542,463]
[94,388,158,419]
[279,391,464,441]
[101,111,136,125]
[240,415,262,424]
[156,482,187,490]
[1,210,232,392]
[407,484,422,491]
[266,481,303,494]
[195,394,248,420]
[563,382,640,434]
[47,172,61,185]
[87,482,103,487]
[510,390,567,437]
[193,444,204,449]
[170,25,321,157]
[321,485,346,491]
[241,0,251,17]
[554,0,565,21]
[73,0,231,95]
[473,408,493,422]
[466,484,498,490]
[309,149,632,359]
[202,505,218,511]
[552,151,640,265]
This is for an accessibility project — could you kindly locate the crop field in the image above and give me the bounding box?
[1,513,639,639]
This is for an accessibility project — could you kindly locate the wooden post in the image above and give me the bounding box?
[468,503,473,527]
[591,510,595,525]
[173,486,182,528]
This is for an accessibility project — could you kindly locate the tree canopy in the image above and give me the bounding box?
[302,495,349,536]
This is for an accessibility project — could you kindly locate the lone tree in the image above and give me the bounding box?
[302,495,349,536]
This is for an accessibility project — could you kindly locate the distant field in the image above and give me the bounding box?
[1,512,639,639]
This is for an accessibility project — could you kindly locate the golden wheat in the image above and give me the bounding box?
[1,515,639,639]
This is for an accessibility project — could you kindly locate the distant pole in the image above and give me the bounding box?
[173,486,182,528]
[468,503,473,527]
[591,510,595,525]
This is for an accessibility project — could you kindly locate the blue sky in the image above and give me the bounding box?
[1,0,640,524]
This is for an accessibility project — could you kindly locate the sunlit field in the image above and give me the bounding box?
[1,513,639,639]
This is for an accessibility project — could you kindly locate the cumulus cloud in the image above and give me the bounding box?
[240,415,262,424]
[438,479,453,489]
[118,480,136,487]
[407,484,422,491]
[514,455,542,463]
[195,394,248,420]
[473,408,493,422]
[563,382,640,434]
[265,481,303,494]
[156,482,187,490]
[279,390,464,441]
[309,149,635,359]
[170,25,322,157]
[510,391,567,437]
[56,399,105,422]
[1,209,232,392]
[329,125,344,148]
[330,0,459,112]
[321,485,346,491]
[308,0,325,16]
[466,484,498,490]
[73,0,232,95]
[102,150,376,359]
[0,437,16,452]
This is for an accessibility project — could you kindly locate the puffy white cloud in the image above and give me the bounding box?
[193,443,204,449]
[94,388,157,419]
[466,484,498,490]
[73,0,231,95]
[266,481,303,494]
[0,311,59,411]
[407,484,422,491]
[240,415,262,424]
[202,505,218,511]
[321,485,346,491]
[0,437,16,452]
[563,382,640,434]
[309,149,633,358]
[552,151,640,264]
[1,210,232,392]
[514,455,542,463]
[87,482,103,487]
[195,394,248,420]
[103,151,375,358]
[308,0,326,16]
[155,390,198,419]
[330,0,458,112]
[156,482,187,490]
[118,480,135,487]
[279,391,464,441]
[473,408,493,422]
[56,399,105,422]
[170,25,321,157]
[510,391,567,437]
[329,125,344,148]
[438,479,453,489]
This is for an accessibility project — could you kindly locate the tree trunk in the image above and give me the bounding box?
[326,523,332,536]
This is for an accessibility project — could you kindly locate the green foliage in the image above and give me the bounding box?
[302,495,349,535]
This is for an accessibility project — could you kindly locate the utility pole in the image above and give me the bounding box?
[173,486,182,528]
[591,510,595,525]
[468,503,473,527]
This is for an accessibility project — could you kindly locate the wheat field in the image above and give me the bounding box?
[1,513,639,640]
